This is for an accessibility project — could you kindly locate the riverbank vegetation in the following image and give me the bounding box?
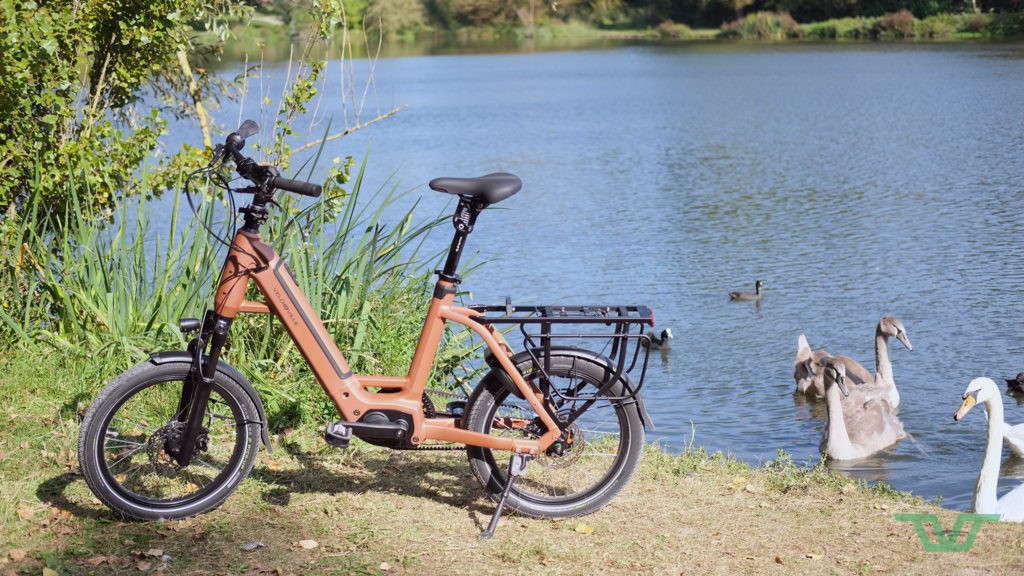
[240,0,1024,43]
[4,353,1024,574]
[3,4,1024,573]
[1,0,467,427]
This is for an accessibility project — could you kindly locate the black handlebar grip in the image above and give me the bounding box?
[271,176,322,197]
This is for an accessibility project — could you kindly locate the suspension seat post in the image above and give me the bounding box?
[438,197,486,284]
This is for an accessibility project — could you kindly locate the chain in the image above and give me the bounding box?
[415,443,467,451]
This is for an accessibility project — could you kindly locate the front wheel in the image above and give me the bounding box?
[78,360,261,521]
[464,349,645,519]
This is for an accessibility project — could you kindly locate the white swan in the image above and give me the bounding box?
[820,356,907,461]
[794,316,912,408]
[953,377,1024,521]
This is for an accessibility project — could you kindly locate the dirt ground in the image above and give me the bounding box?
[4,435,1023,576]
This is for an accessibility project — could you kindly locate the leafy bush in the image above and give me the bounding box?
[720,11,803,40]
[0,0,250,223]
[656,20,694,39]
[828,16,875,39]
[987,11,1024,37]
[365,0,430,38]
[876,9,916,39]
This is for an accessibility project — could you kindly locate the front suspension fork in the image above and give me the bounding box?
[173,311,233,467]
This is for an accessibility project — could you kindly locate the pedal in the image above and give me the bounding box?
[325,422,352,449]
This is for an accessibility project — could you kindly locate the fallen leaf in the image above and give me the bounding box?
[8,551,25,562]
[573,523,594,534]
[42,568,58,576]
[16,505,34,521]
[136,560,151,571]
[297,539,318,550]
[144,549,163,558]
[85,555,109,566]
[54,525,76,537]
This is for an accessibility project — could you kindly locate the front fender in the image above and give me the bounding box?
[149,351,273,453]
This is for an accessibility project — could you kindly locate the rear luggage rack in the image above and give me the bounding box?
[468,301,655,403]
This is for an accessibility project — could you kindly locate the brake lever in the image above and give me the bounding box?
[209,144,227,167]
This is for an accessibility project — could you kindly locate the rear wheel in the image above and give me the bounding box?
[464,350,644,519]
[78,360,261,521]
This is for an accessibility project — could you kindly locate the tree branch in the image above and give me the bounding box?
[176,48,212,149]
[290,106,406,156]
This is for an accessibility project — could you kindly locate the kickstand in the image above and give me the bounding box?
[480,452,533,540]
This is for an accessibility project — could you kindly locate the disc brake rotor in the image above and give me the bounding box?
[538,421,584,469]
[145,421,208,473]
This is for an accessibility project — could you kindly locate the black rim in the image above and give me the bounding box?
[95,377,246,509]
[483,371,629,506]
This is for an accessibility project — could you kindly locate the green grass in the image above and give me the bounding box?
[5,350,1022,576]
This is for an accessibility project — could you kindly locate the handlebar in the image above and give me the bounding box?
[270,175,322,197]
[221,120,323,198]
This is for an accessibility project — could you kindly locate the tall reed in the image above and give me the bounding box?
[0,157,477,428]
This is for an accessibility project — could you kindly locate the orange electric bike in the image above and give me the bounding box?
[78,121,655,538]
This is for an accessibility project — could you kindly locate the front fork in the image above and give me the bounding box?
[171,311,233,467]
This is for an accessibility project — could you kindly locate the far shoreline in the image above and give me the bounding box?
[213,11,1024,63]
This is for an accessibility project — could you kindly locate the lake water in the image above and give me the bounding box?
[175,40,1024,512]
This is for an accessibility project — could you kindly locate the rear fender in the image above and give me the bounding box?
[483,346,654,431]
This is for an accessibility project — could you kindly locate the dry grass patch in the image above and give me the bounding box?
[3,357,1024,575]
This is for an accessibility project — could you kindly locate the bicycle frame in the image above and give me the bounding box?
[78,129,656,537]
[210,205,563,455]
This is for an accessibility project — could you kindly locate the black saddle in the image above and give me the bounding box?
[429,172,521,205]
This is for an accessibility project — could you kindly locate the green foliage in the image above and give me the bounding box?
[720,11,803,39]
[655,21,695,38]
[798,9,1018,39]
[0,0,250,224]
[589,0,629,26]
[985,10,1024,36]
[0,152,471,429]
[0,178,218,359]
[0,0,478,432]
[762,450,835,494]
[642,443,748,478]
[802,16,874,38]
[877,8,916,38]
[368,0,438,36]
